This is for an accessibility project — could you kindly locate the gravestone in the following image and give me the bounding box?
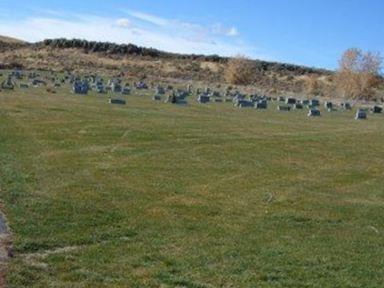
[32,79,47,86]
[156,86,165,95]
[153,94,162,101]
[136,81,148,89]
[308,109,321,117]
[19,83,29,89]
[324,102,333,110]
[121,87,131,95]
[341,102,352,110]
[95,85,105,93]
[371,106,383,114]
[236,100,254,108]
[310,99,320,107]
[278,105,291,111]
[255,100,267,109]
[109,98,126,105]
[301,99,310,105]
[286,97,297,105]
[72,81,89,94]
[1,77,15,90]
[355,109,367,120]
[111,82,122,93]
[198,94,210,104]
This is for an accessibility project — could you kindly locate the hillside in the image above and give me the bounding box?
[0,36,336,95]
[0,35,27,51]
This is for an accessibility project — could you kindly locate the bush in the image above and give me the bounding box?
[225,55,253,85]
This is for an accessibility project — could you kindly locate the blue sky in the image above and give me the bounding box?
[0,0,383,70]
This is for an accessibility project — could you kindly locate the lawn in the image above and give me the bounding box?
[0,85,384,287]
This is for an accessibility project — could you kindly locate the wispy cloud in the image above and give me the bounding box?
[116,18,132,28]
[212,23,239,37]
[0,10,270,59]
[128,11,168,27]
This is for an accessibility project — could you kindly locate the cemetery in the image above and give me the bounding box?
[0,3,383,286]
[0,68,383,287]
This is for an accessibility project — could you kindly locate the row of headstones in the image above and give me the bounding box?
[2,70,226,98]
[224,95,382,119]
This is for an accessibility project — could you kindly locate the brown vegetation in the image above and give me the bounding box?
[225,55,254,85]
[336,48,382,99]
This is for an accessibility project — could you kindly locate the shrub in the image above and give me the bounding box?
[225,55,253,85]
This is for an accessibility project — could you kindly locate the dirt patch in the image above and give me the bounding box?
[22,245,81,269]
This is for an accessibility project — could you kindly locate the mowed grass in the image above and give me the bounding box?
[1,86,384,287]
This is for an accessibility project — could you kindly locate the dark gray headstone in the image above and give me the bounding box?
[355,109,367,120]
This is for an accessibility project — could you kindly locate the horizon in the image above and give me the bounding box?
[0,0,383,70]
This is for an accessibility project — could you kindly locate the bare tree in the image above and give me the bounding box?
[225,55,253,85]
[336,48,382,99]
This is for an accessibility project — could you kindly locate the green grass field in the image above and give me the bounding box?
[1,86,384,287]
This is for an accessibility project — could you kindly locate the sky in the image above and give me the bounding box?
[0,0,383,70]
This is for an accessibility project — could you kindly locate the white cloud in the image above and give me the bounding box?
[116,18,132,28]
[212,23,239,37]
[0,11,268,59]
[226,27,239,37]
[127,11,168,27]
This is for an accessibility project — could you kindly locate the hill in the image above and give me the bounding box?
[0,35,28,51]
[0,37,335,95]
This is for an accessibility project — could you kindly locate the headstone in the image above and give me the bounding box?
[310,99,320,107]
[111,82,122,93]
[341,102,352,110]
[355,109,367,120]
[136,81,148,89]
[121,87,131,95]
[294,103,303,109]
[19,83,29,89]
[235,100,254,108]
[153,94,162,101]
[95,85,105,93]
[72,81,89,94]
[156,86,165,95]
[278,105,291,111]
[308,109,321,117]
[286,97,297,105]
[1,77,15,90]
[255,100,267,109]
[198,94,210,104]
[324,101,333,110]
[32,79,47,86]
[166,94,187,104]
[371,106,383,114]
[109,98,126,105]
[301,99,310,105]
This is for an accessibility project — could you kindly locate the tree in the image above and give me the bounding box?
[225,55,253,85]
[336,48,382,99]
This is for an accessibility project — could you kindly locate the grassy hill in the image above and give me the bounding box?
[1,83,384,287]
